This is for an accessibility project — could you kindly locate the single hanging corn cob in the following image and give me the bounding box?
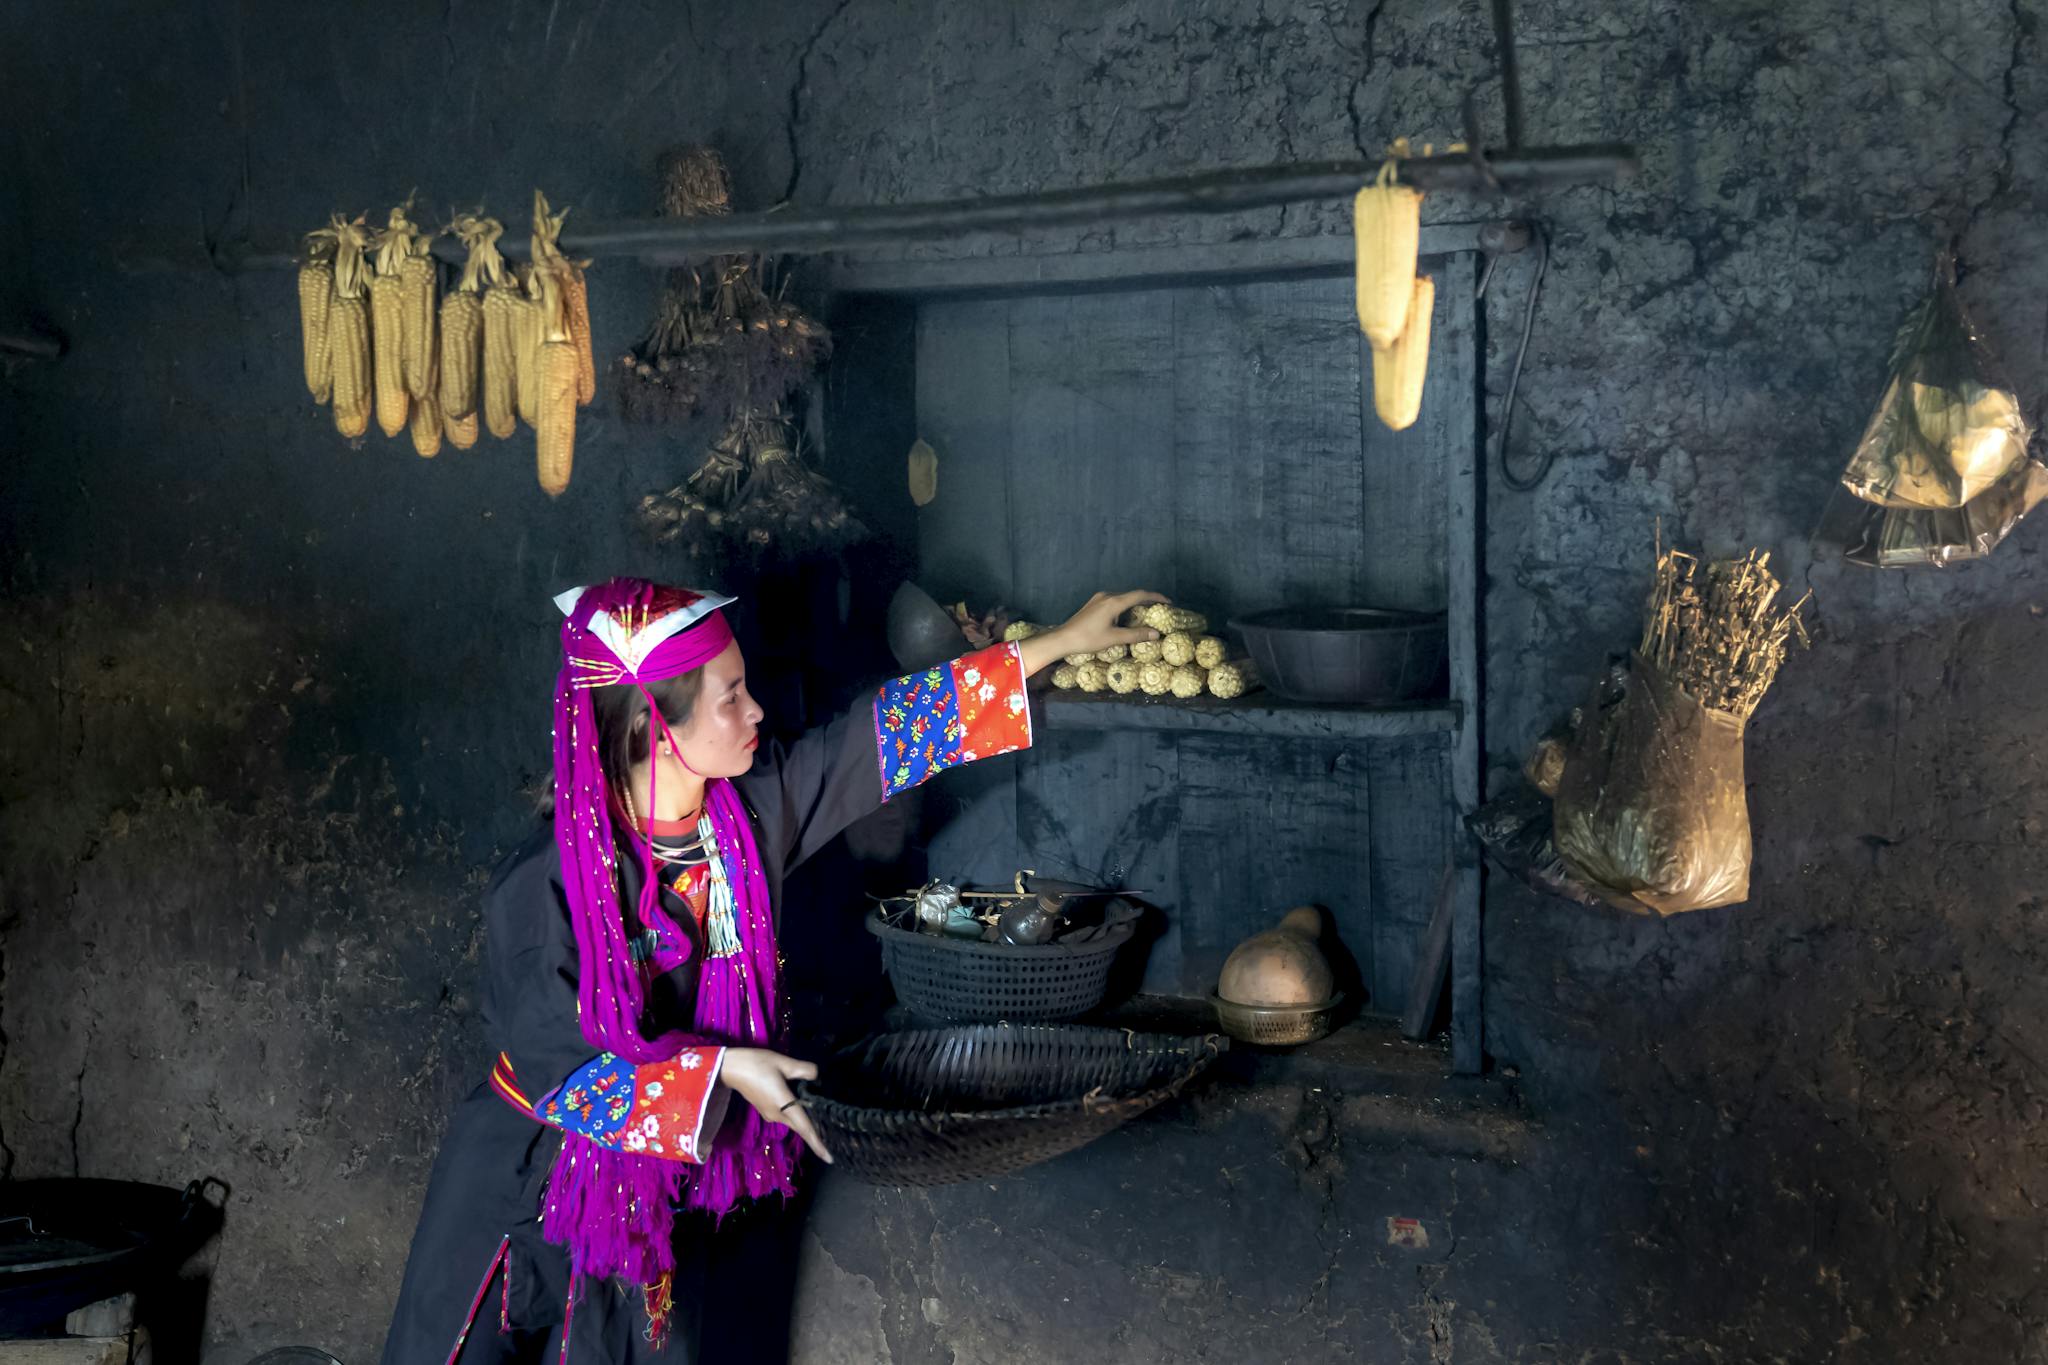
[440,214,502,422]
[298,223,339,403]
[513,264,543,430]
[479,259,528,437]
[533,267,579,497]
[400,232,439,401]
[369,205,419,438]
[370,268,408,435]
[328,218,373,440]
[1353,150,1423,350]
[528,191,595,406]
[1371,273,1435,431]
[565,265,594,405]
[482,274,524,440]
[409,354,444,457]
[439,290,484,419]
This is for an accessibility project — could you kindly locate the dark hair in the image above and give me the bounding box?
[589,668,707,808]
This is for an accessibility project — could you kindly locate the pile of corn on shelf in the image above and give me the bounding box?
[1353,143,1435,432]
[1007,605,1260,702]
[297,191,594,497]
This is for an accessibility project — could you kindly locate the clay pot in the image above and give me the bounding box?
[1217,907,1335,1008]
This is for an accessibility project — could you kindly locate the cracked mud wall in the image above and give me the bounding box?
[7,1,2048,1361]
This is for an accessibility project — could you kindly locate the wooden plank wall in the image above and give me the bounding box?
[910,269,1470,1011]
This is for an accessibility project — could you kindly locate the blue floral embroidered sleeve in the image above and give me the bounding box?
[873,643,1035,801]
[533,1047,729,1163]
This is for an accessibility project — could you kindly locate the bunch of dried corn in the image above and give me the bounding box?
[1046,604,1259,702]
[298,224,340,403]
[327,217,373,440]
[369,204,422,438]
[1353,146,1433,431]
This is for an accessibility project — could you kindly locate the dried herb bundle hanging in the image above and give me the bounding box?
[638,409,861,566]
[637,422,750,550]
[617,145,832,425]
[726,410,860,558]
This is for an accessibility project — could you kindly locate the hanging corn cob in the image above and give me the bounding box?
[525,190,596,415]
[409,353,444,458]
[440,214,502,424]
[533,266,580,497]
[513,263,543,430]
[298,222,340,404]
[1371,273,1435,431]
[328,218,373,440]
[369,204,420,438]
[482,268,526,441]
[565,263,595,405]
[446,408,480,450]
[1353,147,1424,350]
[400,223,440,402]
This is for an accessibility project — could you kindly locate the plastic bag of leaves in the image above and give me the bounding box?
[1817,454,2048,567]
[1839,253,2030,511]
[1551,539,1808,916]
[1466,785,1608,910]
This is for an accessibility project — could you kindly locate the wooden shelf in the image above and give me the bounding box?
[1036,689,1461,740]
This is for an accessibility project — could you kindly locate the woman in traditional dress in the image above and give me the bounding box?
[380,577,1163,1363]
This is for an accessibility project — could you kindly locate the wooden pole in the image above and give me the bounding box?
[210,147,1636,273]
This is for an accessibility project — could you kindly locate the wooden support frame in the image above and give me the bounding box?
[1435,250,1486,1075]
[829,228,1489,1073]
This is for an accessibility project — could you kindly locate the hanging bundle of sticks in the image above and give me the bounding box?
[1636,530,1810,721]
[617,146,832,425]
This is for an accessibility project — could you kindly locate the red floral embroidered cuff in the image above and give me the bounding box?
[533,1046,728,1163]
[873,642,1034,800]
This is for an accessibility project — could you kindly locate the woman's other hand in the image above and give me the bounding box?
[721,1046,833,1164]
[1018,590,1169,675]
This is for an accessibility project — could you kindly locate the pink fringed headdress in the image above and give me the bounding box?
[543,578,801,1330]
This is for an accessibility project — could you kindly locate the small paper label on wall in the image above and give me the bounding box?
[1386,1216,1430,1250]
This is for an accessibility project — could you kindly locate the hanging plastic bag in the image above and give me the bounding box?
[1839,254,2030,511]
[1467,786,1608,909]
[1546,540,1806,916]
[1551,655,1751,915]
[1819,455,2048,567]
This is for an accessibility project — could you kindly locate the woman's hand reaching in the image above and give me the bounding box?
[1017,589,1170,676]
[721,1046,833,1164]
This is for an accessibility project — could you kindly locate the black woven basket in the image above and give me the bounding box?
[798,1024,1225,1187]
[866,909,1135,1022]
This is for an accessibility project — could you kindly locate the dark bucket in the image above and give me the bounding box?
[1231,607,1448,704]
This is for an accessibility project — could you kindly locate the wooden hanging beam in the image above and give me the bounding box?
[210,146,1635,273]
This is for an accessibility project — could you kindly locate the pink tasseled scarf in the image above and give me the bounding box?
[544,578,801,1338]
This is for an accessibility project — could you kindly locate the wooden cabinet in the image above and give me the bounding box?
[823,232,1482,1070]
